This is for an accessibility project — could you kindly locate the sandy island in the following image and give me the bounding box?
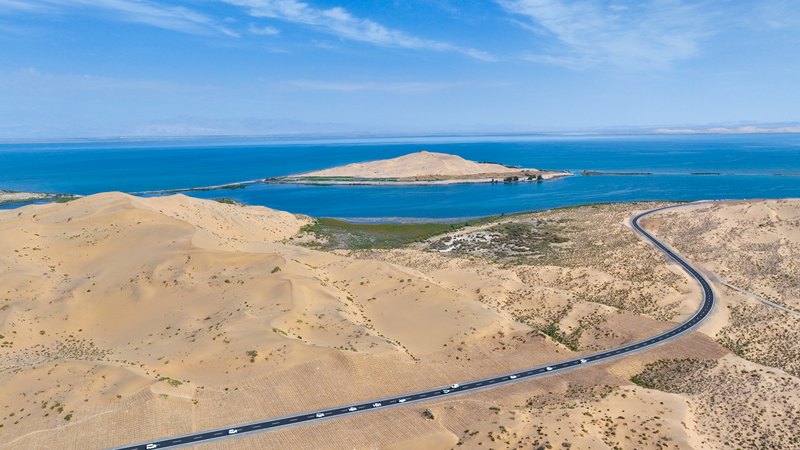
[0,190,80,206]
[269,151,571,185]
[1,194,799,450]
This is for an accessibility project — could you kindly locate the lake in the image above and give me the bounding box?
[2,134,800,219]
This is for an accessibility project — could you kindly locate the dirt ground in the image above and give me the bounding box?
[1,194,798,450]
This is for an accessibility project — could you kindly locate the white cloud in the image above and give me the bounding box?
[464,48,495,61]
[5,0,494,60]
[6,0,236,36]
[0,67,222,94]
[499,0,712,69]
[0,0,51,12]
[249,24,280,34]
[222,0,495,60]
[749,1,800,30]
[283,80,449,92]
[311,39,338,49]
[281,79,508,92]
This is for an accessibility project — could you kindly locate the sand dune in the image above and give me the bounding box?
[646,199,800,377]
[299,151,537,178]
[1,194,798,450]
[0,193,522,448]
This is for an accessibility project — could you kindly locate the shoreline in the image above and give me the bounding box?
[268,171,573,186]
[0,190,81,207]
[2,170,796,211]
[328,216,487,225]
[129,179,264,195]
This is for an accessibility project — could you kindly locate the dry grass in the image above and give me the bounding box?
[648,199,800,377]
[631,356,800,449]
[2,195,799,450]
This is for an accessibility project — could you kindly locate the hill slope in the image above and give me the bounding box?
[1,194,797,450]
[300,151,536,178]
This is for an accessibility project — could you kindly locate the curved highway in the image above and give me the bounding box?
[110,203,715,450]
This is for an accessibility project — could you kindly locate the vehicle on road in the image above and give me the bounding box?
[451,384,459,389]
[108,204,718,450]
[398,398,406,403]
[315,413,325,418]
[228,429,238,435]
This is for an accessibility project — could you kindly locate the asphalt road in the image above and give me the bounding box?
[110,203,715,450]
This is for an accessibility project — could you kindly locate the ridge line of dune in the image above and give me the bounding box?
[295,151,538,179]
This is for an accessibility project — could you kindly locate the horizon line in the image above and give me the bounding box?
[3,125,800,145]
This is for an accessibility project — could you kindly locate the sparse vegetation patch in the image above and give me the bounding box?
[213,197,244,206]
[301,218,471,250]
[630,359,718,392]
[159,377,183,387]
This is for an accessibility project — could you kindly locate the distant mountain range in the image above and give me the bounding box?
[1,117,799,141]
[127,116,356,137]
[649,122,800,135]
[0,116,366,140]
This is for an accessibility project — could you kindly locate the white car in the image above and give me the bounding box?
[509,375,517,379]
[442,389,450,393]
[450,383,460,389]
[228,429,238,435]
[398,398,406,403]
[315,413,325,418]
[546,366,553,371]
[348,407,357,412]
[146,445,157,450]
[580,359,588,364]
[372,403,382,408]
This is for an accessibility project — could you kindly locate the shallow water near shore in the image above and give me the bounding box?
[2,134,800,218]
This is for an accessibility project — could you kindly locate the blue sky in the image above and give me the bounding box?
[1,0,799,137]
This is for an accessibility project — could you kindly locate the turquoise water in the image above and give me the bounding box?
[2,134,800,218]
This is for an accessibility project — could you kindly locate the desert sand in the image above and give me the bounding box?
[645,199,800,377]
[277,151,569,184]
[1,194,798,450]
[300,151,533,178]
